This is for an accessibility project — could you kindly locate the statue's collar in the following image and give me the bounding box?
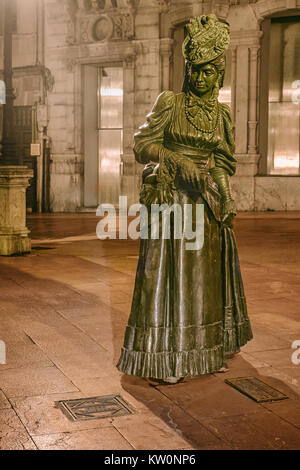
[184,89,220,132]
[186,89,217,109]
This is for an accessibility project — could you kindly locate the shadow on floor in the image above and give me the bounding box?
[120,354,300,450]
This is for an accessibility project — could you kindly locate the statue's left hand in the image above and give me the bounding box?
[221,199,237,229]
[221,212,235,229]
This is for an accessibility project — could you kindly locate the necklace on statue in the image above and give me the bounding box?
[184,90,220,134]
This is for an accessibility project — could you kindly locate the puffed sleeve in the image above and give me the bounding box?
[134,90,175,164]
[213,103,237,176]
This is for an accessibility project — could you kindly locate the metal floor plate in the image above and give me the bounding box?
[225,377,289,403]
[56,395,133,421]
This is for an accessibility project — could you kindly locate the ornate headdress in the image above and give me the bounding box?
[183,14,230,65]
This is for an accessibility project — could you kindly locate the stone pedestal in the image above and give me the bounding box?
[0,166,34,256]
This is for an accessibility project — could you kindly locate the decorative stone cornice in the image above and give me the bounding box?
[230,0,257,4]
[230,30,262,47]
[0,64,54,96]
[153,0,171,13]
[134,39,161,55]
[124,52,136,68]
[169,4,196,27]
[78,0,121,10]
[0,166,34,254]
[0,166,34,188]
[159,38,175,58]
[76,39,136,62]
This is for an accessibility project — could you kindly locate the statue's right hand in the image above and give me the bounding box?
[142,163,157,183]
[179,158,200,187]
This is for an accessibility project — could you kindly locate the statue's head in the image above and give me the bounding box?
[182,14,230,97]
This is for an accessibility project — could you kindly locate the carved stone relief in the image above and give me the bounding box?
[154,0,171,12]
[43,68,55,94]
[79,11,134,42]
[93,15,114,40]
[82,0,120,9]
[124,0,140,14]
[76,0,137,43]
[64,0,78,44]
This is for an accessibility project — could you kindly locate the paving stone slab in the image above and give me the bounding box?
[32,427,134,450]
[0,409,36,450]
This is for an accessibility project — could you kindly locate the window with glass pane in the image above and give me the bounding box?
[0,0,17,35]
[268,17,300,175]
[218,49,232,108]
[98,66,123,205]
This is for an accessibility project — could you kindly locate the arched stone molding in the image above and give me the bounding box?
[251,0,300,22]
[169,1,230,27]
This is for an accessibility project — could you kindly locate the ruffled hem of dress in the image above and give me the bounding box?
[224,319,253,357]
[117,345,225,379]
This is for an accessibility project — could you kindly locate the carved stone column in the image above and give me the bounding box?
[248,46,259,155]
[1,0,16,164]
[230,46,237,123]
[122,53,137,206]
[160,38,174,92]
[235,45,249,155]
[123,54,136,170]
[0,166,34,256]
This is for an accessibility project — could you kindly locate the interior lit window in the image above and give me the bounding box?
[0,0,17,35]
[97,66,123,205]
[218,49,231,107]
[267,17,300,175]
[0,80,6,104]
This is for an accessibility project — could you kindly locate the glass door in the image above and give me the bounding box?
[98,66,123,206]
[268,17,300,175]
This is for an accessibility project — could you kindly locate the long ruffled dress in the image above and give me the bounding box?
[117,90,253,379]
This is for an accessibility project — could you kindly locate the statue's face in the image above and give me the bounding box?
[190,63,219,97]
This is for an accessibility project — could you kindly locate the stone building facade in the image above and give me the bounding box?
[1,0,300,212]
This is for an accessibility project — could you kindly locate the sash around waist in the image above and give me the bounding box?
[164,140,212,158]
[164,140,213,170]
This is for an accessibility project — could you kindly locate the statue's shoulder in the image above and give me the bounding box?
[219,102,235,125]
[219,102,232,117]
[152,90,176,112]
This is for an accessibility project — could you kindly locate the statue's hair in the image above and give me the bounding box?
[181,53,226,93]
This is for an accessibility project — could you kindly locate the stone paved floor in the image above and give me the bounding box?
[0,212,300,450]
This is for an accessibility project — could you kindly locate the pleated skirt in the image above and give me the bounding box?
[117,189,252,379]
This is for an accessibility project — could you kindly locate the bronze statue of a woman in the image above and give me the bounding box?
[117,14,253,384]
